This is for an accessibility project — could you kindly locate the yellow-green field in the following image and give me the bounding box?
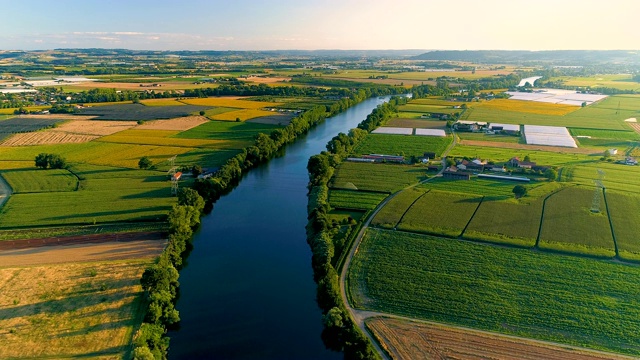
[209,108,276,121]
[179,97,282,109]
[475,99,579,116]
[0,260,150,359]
[550,74,640,92]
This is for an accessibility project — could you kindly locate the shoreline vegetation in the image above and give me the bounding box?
[132,86,405,359]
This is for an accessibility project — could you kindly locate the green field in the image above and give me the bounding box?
[566,161,640,194]
[457,132,522,143]
[328,189,388,211]
[331,162,425,193]
[397,190,481,237]
[539,186,615,257]
[1,169,77,193]
[0,177,172,228]
[371,188,427,229]
[353,133,451,158]
[348,228,640,356]
[463,199,543,247]
[419,176,551,200]
[461,95,640,131]
[175,120,279,142]
[606,191,640,261]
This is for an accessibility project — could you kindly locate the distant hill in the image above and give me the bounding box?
[412,50,640,64]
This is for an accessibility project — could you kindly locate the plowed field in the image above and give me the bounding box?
[367,317,632,360]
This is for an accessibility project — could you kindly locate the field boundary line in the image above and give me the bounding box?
[393,189,430,229]
[459,195,484,238]
[535,186,571,248]
[602,188,619,258]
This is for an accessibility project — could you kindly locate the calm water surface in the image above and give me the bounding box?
[170,96,390,359]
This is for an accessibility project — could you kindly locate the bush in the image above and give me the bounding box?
[138,156,152,169]
[34,153,67,169]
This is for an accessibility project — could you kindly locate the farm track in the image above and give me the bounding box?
[459,196,484,238]
[0,231,166,250]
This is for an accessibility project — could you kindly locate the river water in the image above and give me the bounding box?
[169,96,390,359]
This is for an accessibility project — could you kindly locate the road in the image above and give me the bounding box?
[338,128,457,359]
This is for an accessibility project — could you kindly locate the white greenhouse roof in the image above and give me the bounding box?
[372,127,413,135]
[415,129,446,137]
[524,125,577,148]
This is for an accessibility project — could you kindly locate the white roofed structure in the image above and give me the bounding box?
[524,125,577,148]
[415,129,446,137]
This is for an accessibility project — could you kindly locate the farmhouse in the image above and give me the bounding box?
[443,169,471,180]
[624,156,638,166]
[421,112,450,120]
[489,123,520,135]
[172,172,182,181]
[455,120,487,132]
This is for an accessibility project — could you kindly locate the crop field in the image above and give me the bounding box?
[397,190,482,237]
[209,108,276,122]
[0,176,174,228]
[366,317,629,360]
[539,186,615,257]
[79,103,211,120]
[331,162,425,193]
[0,106,50,115]
[96,129,247,149]
[348,228,640,356]
[0,131,99,146]
[0,260,149,359]
[605,191,640,261]
[201,106,238,118]
[136,116,209,131]
[457,132,521,143]
[354,134,451,158]
[566,162,640,194]
[420,177,537,200]
[397,104,459,114]
[569,128,640,141]
[371,188,427,229]
[0,117,61,133]
[1,169,77,193]
[328,189,388,211]
[463,199,543,247]
[386,118,447,129]
[550,75,640,92]
[410,98,465,107]
[461,96,636,131]
[179,97,282,109]
[174,120,279,142]
[0,141,196,169]
[139,98,186,106]
[480,99,579,116]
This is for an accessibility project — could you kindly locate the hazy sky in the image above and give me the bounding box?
[1,0,638,51]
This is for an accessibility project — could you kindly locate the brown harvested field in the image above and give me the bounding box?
[388,118,447,129]
[136,115,209,131]
[246,113,296,125]
[458,139,597,154]
[367,317,634,360]
[54,119,136,135]
[627,122,640,134]
[0,131,99,146]
[244,76,291,84]
[0,259,151,359]
[0,239,166,267]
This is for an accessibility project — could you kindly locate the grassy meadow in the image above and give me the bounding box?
[0,260,150,359]
[331,162,425,193]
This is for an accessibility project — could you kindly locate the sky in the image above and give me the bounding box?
[1,0,638,51]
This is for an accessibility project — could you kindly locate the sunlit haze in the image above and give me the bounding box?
[1,0,638,50]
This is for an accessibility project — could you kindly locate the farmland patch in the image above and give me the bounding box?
[331,162,425,193]
[354,133,451,158]
[348,228,640,356]
[79,103,210,120]
[397,190,481,237]
[539,186,615,257]
[135,115,209,131]
[1,169,77,193]
[328,189,388,211]
[371,188,427,229]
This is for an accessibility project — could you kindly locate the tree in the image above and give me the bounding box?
[544,168,558,181]
[35,153,49,169]
[47,154,67,169]
[445,158,456,167]
[138,156,152,169]
[177,188,205,213]
[523,155,531,162]
[199,110,205,116]
[512,185,527,198]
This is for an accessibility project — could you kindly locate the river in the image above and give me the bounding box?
[169,96,390,359]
